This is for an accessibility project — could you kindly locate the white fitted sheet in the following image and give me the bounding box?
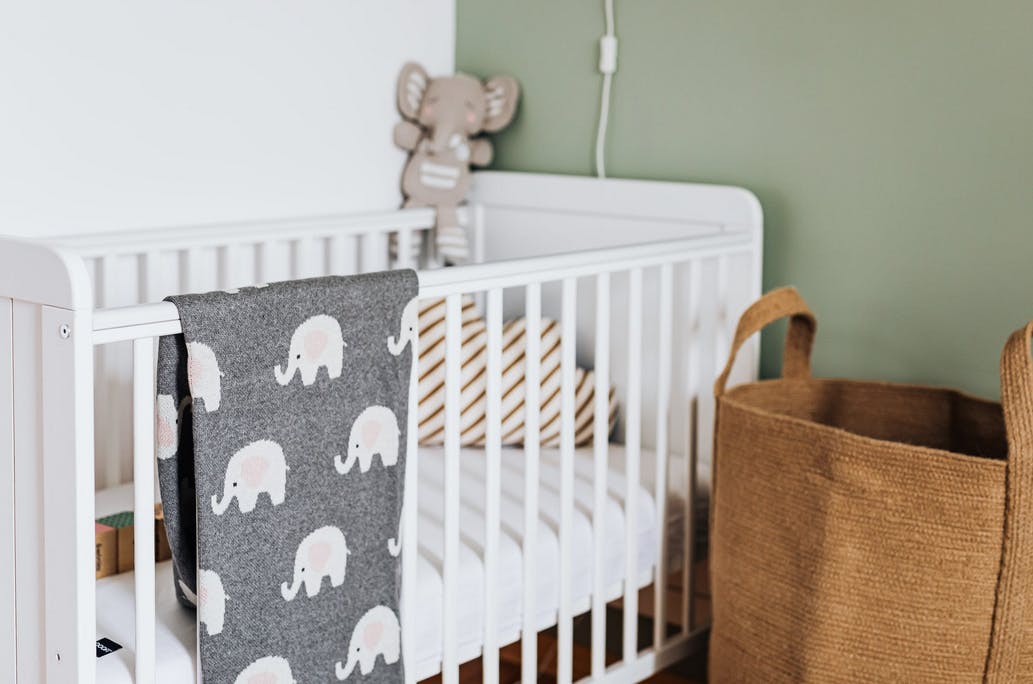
[95,444,676,681]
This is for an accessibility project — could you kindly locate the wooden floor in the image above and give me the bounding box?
[424,563,710,683]
[435,637,705,684]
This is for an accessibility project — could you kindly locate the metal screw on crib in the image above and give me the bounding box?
[59,324,70,339]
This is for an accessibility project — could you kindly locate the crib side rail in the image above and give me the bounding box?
[90,228,759,684]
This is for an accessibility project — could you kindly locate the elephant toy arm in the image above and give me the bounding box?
[469,138,493,166]
[393,121,423,151]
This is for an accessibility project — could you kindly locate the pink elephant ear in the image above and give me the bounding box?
[241,455,270,487]
[308,541,331,572]
[361,419,382,447]
[198,585,209,608]
[247,673,277,684]
[304,329,328,359]
[363,620,385,650]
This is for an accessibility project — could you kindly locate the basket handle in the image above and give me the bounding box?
[985,321,1033,681]
[714,286,817,396]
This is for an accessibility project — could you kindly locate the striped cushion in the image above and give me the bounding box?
[417,296,618,447]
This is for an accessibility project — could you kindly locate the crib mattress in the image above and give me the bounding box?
[94,444,679,682]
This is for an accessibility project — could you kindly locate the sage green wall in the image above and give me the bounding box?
[457,1,1033,399]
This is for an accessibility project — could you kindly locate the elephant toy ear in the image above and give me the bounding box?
[397,62,430,120]
[482,75,520,132]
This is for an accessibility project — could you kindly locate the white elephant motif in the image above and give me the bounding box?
[198,568,228,636]
[156,394,191,461]
[334,405,400,475]
[387,506,403,557]
[335,605,402,680]
[274,314,346,387]
[186,341,224,412]
[234,656,296,684]
[387,298,418,356]
[280,526,349,601]
[223,282,269,294]
[212,440,289,515]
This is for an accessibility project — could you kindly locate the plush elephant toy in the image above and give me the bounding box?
[394,61,520,266]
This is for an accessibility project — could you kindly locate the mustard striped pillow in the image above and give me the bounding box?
[417,296,618,447]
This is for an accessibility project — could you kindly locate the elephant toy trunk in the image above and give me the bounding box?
[273,362,295,386]
[428,126,454,155]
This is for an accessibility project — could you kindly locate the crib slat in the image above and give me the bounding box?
[623,268,643,664]
[292,237,320,280]
[691,258,724,630]
[132,338,156,684]
[591,272,610,679]
[522,282,542,684]
[682,261,702,632]
[396,229,414,270]
[326,235,356,276]
[557,278,577,684]
[482,288,503,684]
[471,205,486,265]
[442,294,462,684]
[257,241,276,284]
[291,237,307,280]
[715,255,731,375]
[217,244,236,291]
[138,251,161,304]
[653,264,674,648]
[402,296,420,684]
[99,255,123,488]
[362,232,388,273]
[180,247,203,294]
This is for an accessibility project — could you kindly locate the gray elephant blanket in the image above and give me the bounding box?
[155,271,417,683]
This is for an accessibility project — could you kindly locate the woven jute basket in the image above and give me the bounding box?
[709,287,1033,683]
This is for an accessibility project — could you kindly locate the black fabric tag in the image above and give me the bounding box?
[96,637,122,658]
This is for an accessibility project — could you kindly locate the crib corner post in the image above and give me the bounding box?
[39,303,96,684]
[0,296,15,684]
[0,238,97,683]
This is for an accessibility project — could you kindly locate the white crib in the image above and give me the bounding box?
[0,171,762,683]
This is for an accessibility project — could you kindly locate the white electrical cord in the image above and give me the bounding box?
[594,0,617,178]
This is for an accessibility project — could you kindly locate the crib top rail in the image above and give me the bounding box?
[52,206,441,258]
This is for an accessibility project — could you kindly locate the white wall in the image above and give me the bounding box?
[0,1,455,237]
